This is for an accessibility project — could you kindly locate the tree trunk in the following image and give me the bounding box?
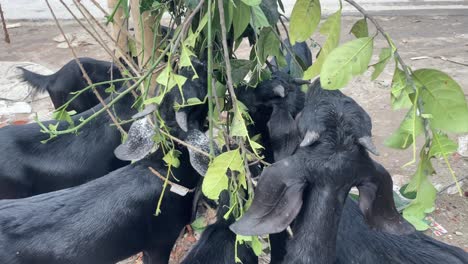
[107,0,128,59]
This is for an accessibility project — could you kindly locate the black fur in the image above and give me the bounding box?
[269,39,313,76]
[0,148,199,264]
[19,57,124,113]
[232,78,414,263]
[236,71,304,163]
[336,198,468,264]
[0,89,136,199]
[181,191,258,264]
[238,78,467,264]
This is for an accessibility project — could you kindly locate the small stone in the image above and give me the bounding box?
[447,181,465,195]
[0,101,32,115]
[458,135,468,157]
[53,33,75,43]
[455,231,463,236]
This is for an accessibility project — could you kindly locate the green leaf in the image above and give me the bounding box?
[371,48,392,80]
[303,9,341,79]
[233,0,251,39]
[190,216,207,232]
[320,37,374,89]
[144,93,165,105]
[163,150,181,168]
[403,152,436,231]
[390,67,413,110]
[385,107,423,149]
[184,0,199,9]
[241,0,261,6]
[52,109,75,128]
[156,65,188,93]
[231,105,250,138]
[429,131,457,158]
[251,236,263,256]
[231,59,253,85]
[289,0,321,44]
[399,184,417,199]
[260,0,279,25]
[350,18,369,38]
[414,69,468,133]
[105,84,116,94]
[231,111,249,137]
[202,149,244,200]
[257,27,281,63]
[250,5,270,29]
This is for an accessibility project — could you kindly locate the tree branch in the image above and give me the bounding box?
[45,0,127,134]
[0,3,10,44]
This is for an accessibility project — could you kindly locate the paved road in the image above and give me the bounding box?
[2,0,468,20]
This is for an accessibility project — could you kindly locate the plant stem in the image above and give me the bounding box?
[216,0,238,111]
[207,0,215,157]
[0,3,10,44]
[46,0,126,134]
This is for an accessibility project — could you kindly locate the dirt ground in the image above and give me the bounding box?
[1,14,467,261]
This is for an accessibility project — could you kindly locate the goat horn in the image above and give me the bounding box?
[131,104,157,119]
[273,85,286,98]
[292,78,311,85]
[358,136,380,156]
[175,111,188,132]
[299,130,319,147]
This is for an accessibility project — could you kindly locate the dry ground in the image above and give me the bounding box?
[0,14,467,262]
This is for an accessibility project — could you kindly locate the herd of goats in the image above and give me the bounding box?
[0,39,467,264]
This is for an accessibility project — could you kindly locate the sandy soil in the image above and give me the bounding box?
[1,14,467,262]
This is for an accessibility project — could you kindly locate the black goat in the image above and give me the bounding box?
[19,57,124,113]
[297,79,378,155]
[269,40,313,76]
[236,79,467,263]
[231,79,415,263]
[0,61,208,199]
[336,197,468,264]
[236,71,305,163]
[0,136,203,264]
[181,191,258,264]
[0,89,135,199]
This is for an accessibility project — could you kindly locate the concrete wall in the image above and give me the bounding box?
[282,0,468,15]
[2,0,468,20]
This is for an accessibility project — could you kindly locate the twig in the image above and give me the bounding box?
[216,0,238,111]
[45,0,126,135]
[207,0,215,157]
[437,175,468,194]
[148,166,195,192]
[158,129,211,158]
[171,0,205,55]
[0,3,10,43]
[70,0,140,77]
[89,0,140,44]
[436,56,468,67]
[344,0,431,159]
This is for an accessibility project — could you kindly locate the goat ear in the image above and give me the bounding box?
[185,129,217,176]
[175,111,188,132]
[357,160,415,235]
[114,118,155,161]
[267,105,300,160]
[131,104,157,119]
[230,159,306,236]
